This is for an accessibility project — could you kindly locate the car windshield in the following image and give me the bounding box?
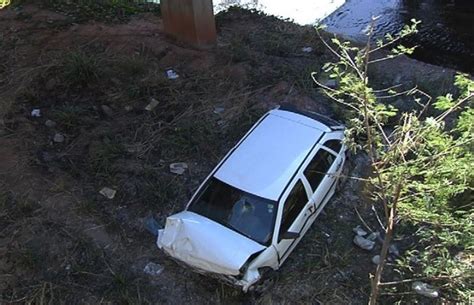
[188,178,277,245]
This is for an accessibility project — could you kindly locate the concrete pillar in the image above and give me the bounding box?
[161,0,217,48]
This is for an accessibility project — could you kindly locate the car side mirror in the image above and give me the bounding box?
[282,231,300,240]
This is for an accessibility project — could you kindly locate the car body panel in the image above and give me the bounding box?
[214,110,325,201]
[157,211,266,276]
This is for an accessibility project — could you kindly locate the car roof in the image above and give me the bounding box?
[214,109,332,201]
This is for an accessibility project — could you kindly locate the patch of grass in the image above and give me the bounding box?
[114,56,148,77]
[51,104,92,131]
[89,138,125,177]
[63,52,101,88]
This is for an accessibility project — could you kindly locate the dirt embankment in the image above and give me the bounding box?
[0,4,458,305]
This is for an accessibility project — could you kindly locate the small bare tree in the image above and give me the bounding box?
[313,18,473,304]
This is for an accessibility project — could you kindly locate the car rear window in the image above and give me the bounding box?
[188,178,277,245]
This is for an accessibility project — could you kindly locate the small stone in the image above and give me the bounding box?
[31,109,41,117]
[143,262,164,277]
[302,46,313,53]
[101,105,114,117]
[45,120,57,128]
[213,106,225,114]
[353,235,375,251]
[324,79,337,89]
[352,225,368,236]
[124,105,133,112]
[170,162,188,175]
[99,187,117,199]
[372,255,381,265]
[45,78,56,91]
[366,231,381,242]
[145,98,159,111]
[412,281,439,298]
[389,244,400,256]
[53,133,65,143]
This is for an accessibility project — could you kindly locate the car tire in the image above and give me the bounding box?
[250,268,277,295]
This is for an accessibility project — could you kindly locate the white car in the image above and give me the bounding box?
[157,105,347,292]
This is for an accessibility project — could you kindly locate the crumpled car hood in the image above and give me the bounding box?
[157,211,266,275]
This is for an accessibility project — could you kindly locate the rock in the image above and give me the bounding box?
[353,235,375,251]
[367,231,381,242]
[99,187,117,199]
[324,79,337,89]
[143,262,164,277]
[389,244,400,256]
[213,106,225,114]
[45,78,56,91]
[302,46,313,53]
[53,133,65,143]
[31,109,41,117]
[352,225,368,236]
[45,120,57,128]
[124,105,133,112]
[101,105,114,117]
[170,162,188,175]
[145,98,159,111]
[372,255,381,265]
[412,281,439,298]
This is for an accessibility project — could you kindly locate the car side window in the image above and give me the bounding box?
[279,180,308,240]
[324,139,342,153]
[303,149,335,191]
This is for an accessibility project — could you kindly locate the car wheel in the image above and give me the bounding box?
[250,268,277,295]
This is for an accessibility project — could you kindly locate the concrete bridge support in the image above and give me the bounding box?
[161,0,217,48]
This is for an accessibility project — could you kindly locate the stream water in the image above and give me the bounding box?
[214,0,474,73]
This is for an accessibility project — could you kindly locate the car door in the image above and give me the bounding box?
[272,178,312,264]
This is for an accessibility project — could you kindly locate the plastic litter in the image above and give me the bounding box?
[31,109,41,117]
[352,225,368,236]
[145,98,159,111]
[143,262,164,277]
[53,133,65,143]
[166,69,179,80]
[302,46,313,53]
[412,281,439,298]
[353,235,375,251]
[170,162,188,175]
[99,187,117,199]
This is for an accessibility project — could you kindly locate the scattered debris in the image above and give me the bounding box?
[53,133,65,143]
[101,105,114,117]
[353,235,375,251]
[302,46,313,53]
[213,106,225,114]
[31,109,41,117]
[372,255,381,265]
[145,98,159,111]
[143,262,164,277]
[169,162,188,175]
[99,187,117,199]
[412,281,439,298]
[166,69,179,80]
[352,225,368,236]
[45,120,57,128]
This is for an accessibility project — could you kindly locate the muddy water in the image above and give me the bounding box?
[214,0,474,73]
